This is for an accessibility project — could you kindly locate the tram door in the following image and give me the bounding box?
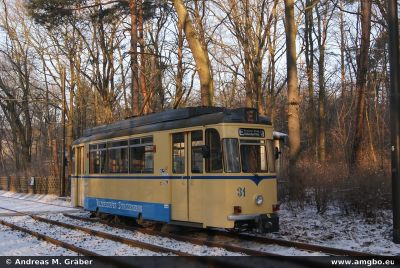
[171,132,188,221]
[76,146,85,206]
[171,131,204,222]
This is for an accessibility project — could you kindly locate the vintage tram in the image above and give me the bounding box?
[71,107,279,233]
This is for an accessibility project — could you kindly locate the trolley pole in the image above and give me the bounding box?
[60,68,66,197]
[388,0,400,244]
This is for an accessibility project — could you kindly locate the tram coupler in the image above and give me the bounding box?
[254,214,279,233]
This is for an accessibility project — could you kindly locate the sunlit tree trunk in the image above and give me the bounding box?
[350,0,372,168]
[130,0,139,115]
[174,25,184,108]
[138,0,149,114]
[315,2,331,163]
[173,0,214,106]
[304,0,316,157]
[284,0,301,164]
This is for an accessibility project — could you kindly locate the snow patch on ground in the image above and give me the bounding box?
[1,215,163,256]
[44,213,244,256]
[0,190,71,207]
[0,191,399,256]
[0,191,78,215]
[0,225,76,256]
[268,204,400,255]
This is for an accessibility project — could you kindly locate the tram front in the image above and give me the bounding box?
[218,110,279,233]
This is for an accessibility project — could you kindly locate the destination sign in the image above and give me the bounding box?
[238,128,265,138]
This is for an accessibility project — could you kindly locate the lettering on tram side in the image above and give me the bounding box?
[118,202,143,212]
[96,199,143,212]
[96,200,117,209]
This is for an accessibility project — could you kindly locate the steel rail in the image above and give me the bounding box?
[63,213,279,257]
[0,206,191,257]
[63,214,340,268]
[205,229,378,257]
[63,213,378,257]
[0,206,252,268]
[0,219,134,268]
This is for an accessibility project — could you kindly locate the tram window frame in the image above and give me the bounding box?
[172,133,185,174]
[191,130,204,173]
[240,140,268,173]
[89,143,107,174]
[222,138,241,173]
[76,147,83,175]
[72,147,76,175]
[107,140,129,174]
[129,136,154,174]
[205,129,223,173]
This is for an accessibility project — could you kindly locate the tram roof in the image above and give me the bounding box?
[73,107,272,145]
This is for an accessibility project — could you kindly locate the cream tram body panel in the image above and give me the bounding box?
[169,124,277,229]
[71,107,279,231]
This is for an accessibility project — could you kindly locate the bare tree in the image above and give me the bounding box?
[173,0,214,106]
[349,0,373,168]
[284,0,301,165]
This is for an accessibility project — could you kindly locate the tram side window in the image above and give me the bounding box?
[129,137,154,173]
[72,148,76,175]
[107,141,129,173]
[205,129,222,173]
[89,144,106,174]
[172,133,185,174]
[222,139,240,173]
[191,130,203,173]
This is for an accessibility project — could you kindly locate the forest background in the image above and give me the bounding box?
[0,0,394,218]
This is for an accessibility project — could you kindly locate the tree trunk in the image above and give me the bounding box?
[304,0,316,156]
[340,0,346,98]
[66,60,75,179]
[316,2,329,163]
[174,24,184,108]
[173,0,214,106]
[130,0,139,115]
[284,0,301,164]
[317,47,326,162]
[138,0,149,114]
[350,0,372,168]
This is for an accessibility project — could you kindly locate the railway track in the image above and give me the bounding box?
[0,218,135,268]
[63,213,281,257]
[0,206,192,257]
[0,195,376,257]
[0,197,373,268]
[61,212,378,268]
[63,213,377,257]
[0,206,269,268]
[0,196,372,257]
[202,229,378,257]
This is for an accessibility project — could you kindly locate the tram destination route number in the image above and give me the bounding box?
[238,128,265,138]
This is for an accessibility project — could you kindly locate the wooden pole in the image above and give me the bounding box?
[387,0,400,244]
[60,68,66,197]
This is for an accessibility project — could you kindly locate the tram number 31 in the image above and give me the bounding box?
[237,187,246,197]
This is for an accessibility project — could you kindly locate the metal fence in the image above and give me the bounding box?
[0,176,60,195]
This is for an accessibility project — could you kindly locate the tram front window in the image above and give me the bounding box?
[222,139,240,173]
[240,141,268,173]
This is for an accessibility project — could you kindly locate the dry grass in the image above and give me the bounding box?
[282,156,391,219]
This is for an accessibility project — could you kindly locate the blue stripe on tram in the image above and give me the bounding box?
[72,175,276,185]
[84,197,171,222]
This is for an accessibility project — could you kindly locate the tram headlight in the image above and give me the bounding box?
[255,195,264,206]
